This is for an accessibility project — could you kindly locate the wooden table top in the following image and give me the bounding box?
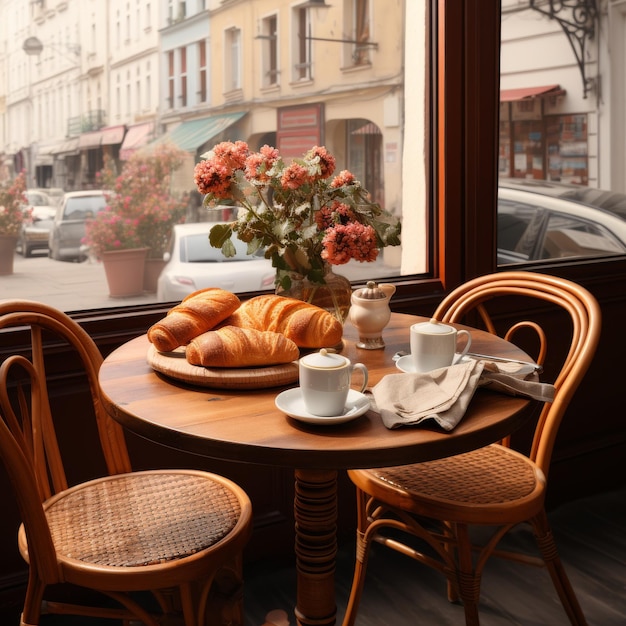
[98,313,535,470]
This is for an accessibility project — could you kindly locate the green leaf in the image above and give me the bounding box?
[209,223,233,248]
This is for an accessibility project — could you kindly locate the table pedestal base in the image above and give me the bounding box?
[294,469,338,626]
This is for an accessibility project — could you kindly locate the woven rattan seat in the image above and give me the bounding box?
[343,271,601,626]
[0,301,253,626]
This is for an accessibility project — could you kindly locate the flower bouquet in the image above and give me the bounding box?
[194,143,401,304]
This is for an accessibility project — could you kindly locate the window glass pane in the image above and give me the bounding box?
[498,1,626,266]
[0,0,427,311]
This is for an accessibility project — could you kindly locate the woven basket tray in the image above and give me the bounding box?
[147,344,299,390]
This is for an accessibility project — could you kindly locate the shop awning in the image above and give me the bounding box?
[119,122,154,160]
[159,112,246,153]
[500,84,565,102]
[101,125,126,146]
[351,122,382,135]
[79,130,103,149]
[52,138,80,156]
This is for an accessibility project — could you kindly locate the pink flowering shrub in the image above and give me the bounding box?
[0,171,28,237]
[84,144,188,259]
[194,143,401,289]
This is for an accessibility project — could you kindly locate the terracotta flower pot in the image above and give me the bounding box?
[101,247,148,298]
[143,257,167,293]
[0,235,18,276]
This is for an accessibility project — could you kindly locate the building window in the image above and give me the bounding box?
[349,0,371,65]
[198,40,207,103]
[180,47,187,107]
[261,14,278,87]
[293,7,311,81]
[167,50,175,109]
[224,27,241,92]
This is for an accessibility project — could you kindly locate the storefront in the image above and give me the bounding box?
[499,84,589,185]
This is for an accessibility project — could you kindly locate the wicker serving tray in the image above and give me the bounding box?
[147,344,299,390]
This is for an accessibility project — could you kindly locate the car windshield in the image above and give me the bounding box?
[64,195,107,219]
[26,192,51,206]
[180,233,261,263]
[558,188,626,220]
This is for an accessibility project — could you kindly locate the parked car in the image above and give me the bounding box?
[498,178,626,265]
[29,187,65,207]
[157,222,275,301]
[48,190,108,261]
[17,190,57,257]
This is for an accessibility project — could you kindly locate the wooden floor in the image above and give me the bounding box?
[244,485,626,626]
[2,486,624,625]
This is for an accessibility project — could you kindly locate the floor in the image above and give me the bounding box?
[2,486,624,625]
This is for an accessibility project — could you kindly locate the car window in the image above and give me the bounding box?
[63,196,107,220]
[181,233,259,263]
[498,198,626,264]
[26,192,51,206]
[542,213,626,258]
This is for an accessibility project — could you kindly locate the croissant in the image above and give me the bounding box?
[224,294,343,348]
[186,326,299,368]
[148,288,241,352]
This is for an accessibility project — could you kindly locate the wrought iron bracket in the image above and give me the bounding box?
[529,0,598,98]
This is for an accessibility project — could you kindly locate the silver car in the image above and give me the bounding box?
[498,179,626,265]
[157,222,276,301]
[17,190,57,257]
[49,190,108,261]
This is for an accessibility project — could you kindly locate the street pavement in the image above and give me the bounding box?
[1,251,158,312]
[1,251,399,313]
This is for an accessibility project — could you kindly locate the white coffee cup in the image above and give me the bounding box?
[299,349,369,417]
[410,318,472,373]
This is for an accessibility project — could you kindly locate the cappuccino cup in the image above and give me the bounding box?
[299,349,368,417]
[410,318,472,373]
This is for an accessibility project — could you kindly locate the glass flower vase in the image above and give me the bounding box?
[276,265,353,324]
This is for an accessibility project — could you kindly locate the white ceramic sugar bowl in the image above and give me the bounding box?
[349,281,396,349]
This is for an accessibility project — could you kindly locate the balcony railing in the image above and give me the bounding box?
[67,109,107,136]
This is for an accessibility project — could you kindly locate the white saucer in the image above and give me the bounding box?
[275,388,370,425]
[395,353,469,374]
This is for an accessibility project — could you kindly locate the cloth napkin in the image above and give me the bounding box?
[370,359,555,430]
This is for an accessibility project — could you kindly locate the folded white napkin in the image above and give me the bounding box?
[371,359,555,430]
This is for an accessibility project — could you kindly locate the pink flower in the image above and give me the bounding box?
[245,145,279,183]
[331,170,355,188]
[213,140,249,170]
[281,163,310,190]
[306,146,336,179]
[194,159,233,197]
[321,223,379,264]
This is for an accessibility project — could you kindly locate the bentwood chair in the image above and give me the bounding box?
[343,271,601,626]
[0,300,253,626]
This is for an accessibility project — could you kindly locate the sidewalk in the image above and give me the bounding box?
[1,253,158,312]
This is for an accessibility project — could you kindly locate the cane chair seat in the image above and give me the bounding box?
[0,300,253,626]
[343,271,601,626]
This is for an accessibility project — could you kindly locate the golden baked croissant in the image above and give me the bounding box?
[186,326,299,368]
[224,294,343,348]
[148,288,240,352]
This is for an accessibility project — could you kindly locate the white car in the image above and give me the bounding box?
[157,222,276,301]
[498,179,626,265]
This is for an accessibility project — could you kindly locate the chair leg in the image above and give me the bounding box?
[531,511,588,626]
[455,523,481,626]
[342,529,371,626]
[21,575,45,626]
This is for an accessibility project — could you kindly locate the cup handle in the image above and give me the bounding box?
[352,363,369,392]
[453,330,472,363]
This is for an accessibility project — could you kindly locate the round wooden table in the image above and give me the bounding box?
[99,313,536,626]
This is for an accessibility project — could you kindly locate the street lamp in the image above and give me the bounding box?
[22,36,81,63]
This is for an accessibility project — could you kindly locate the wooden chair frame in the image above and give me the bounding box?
[0,300,253,626]
[343,271,601,626]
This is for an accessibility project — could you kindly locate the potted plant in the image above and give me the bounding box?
[0,171,28,275]
[84,144,188,294]
[194,143,401,322]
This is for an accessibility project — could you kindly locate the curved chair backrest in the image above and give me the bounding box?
[0,299,132,495]
[433,271,601,478]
